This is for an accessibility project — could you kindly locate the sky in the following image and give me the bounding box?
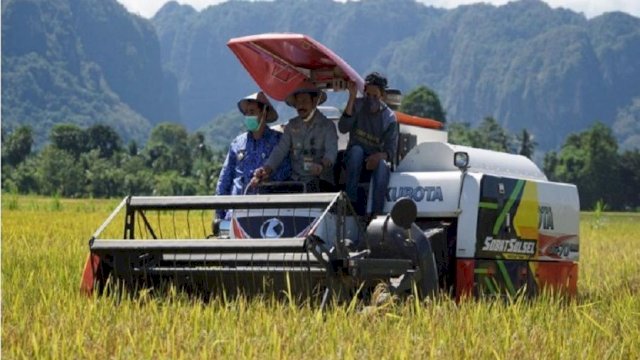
[116,0,640,19]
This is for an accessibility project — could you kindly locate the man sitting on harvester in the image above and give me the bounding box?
[215,91,291,220]
[339,72,398,216]
[251,83,338,192]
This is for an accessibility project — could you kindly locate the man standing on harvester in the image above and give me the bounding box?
[252,82,338,192]
[339,72,398,216]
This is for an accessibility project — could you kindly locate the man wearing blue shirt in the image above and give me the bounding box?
[215,92,291,220]
[339,72,398,216]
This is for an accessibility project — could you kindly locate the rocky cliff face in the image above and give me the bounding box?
[152,0,640,151]
[2,0,180,146]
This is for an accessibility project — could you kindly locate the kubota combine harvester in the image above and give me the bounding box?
[81,34,579,303]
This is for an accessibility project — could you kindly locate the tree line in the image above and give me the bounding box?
[401,86,640,211]
[2,122,224,198]
[447,118,640,211]
[2,86,639,211]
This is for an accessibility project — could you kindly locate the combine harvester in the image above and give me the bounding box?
[81,33,579,303]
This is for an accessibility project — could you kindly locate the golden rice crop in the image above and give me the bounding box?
[2,195,639,359]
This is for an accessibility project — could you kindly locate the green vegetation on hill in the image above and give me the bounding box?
[197,110,245,150]
[613,96,640,151]
[152,0,640,151]
[1,0,180,147]
[3,0,639,152]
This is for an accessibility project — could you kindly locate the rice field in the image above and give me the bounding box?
[2,195,639,359]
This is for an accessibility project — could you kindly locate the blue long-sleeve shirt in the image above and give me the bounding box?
[215,127,291,219]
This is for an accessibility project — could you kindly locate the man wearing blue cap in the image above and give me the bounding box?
[339,72,398,216]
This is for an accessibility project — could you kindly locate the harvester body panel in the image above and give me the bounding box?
[379,141,580,299]
[383,171,463,217]
[473,175,580,262]
[230,208,362,248]
[396,142,547,180]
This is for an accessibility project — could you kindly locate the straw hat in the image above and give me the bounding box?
[237,91,278,123]
[284,82,327,107]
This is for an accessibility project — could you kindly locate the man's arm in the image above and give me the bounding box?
[322,119,339,169]
[262,125,292,177]
[271,157,292,182]
[338,81,358,134]
[343,80,357,116]
[338,111,357,134]
[215,147,236,219]
[263,131,291,182]
[216,148,235,196]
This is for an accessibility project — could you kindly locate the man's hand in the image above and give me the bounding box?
[308,163,323,176]
[250,166,271,187]
[365,152,386,171]
[347,81,357,99]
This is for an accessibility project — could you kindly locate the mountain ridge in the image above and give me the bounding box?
[151,0,640,151]
[1,0,180,146]
[2,0,638,152]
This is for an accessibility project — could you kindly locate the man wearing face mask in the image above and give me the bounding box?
[252,82,338,192]
[215,92,291,220]
[339,72,398,216]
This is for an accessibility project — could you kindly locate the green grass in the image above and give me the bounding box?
[2,195,639,359]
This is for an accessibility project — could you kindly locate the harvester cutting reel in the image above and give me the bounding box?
[82,191,439,305]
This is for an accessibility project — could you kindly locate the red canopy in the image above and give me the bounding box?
[228,33,443,130]
[227,33,364,101]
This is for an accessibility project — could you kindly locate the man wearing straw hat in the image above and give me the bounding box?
[215,91,291,220]
[252,82,338,192]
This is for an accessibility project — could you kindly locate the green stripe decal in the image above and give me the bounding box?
[496,260,516,296]
[492,180,525,236]
[479,202,498,209]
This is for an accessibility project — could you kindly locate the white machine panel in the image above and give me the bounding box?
[454,173,483,258]
[397,142,547,181]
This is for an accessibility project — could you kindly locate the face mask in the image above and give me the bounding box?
[365,96,381,113]
[244,116,260,132]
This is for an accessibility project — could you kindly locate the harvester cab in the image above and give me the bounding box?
[81,33,580,302]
